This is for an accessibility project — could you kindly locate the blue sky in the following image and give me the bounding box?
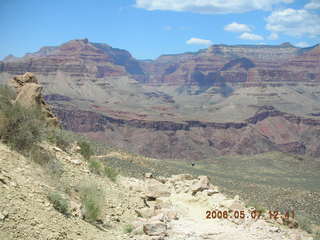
[1,0,319,60]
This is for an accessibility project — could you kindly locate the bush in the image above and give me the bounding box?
[0,85,16,105]
[48,191,69,216]
[78,141,93,160]
[79,182,105,223]
[29,146,64,178]
[88,160,104,175]
[104,166,118,182]
[47,129,70,151]
[123,224,134,234]
[0,102,44,153]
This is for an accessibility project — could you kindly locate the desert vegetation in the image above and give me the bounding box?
[78,181,105,223]
[0,86,44,153]
[48,191,70,216]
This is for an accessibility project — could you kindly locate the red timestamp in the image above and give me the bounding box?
[205,210,263,220]
[268,210,295,220]
[205,210,295,220]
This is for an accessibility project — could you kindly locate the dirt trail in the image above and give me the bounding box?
[123,174,314,240]
[0,142,314,240]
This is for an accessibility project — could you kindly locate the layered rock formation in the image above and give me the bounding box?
[1,40,319,87]
[0,39,144,80]
[1,39,320,159]
[53,106,320,159]
[141,43,320,86]
[8,72,59,127]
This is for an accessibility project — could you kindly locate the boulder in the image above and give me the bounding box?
[144,179,171,200]
[191,176,210,195]
[143,221,167,236]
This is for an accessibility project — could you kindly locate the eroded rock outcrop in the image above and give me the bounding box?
[8,72,59,127]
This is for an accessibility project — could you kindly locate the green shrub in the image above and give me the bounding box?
[123,224,134,234]
[78,141,93,160]
[48,191,69,216]
[104,166,118,182]
[79,182,105,223]
[88,160,104,175]
[0,102,44,153]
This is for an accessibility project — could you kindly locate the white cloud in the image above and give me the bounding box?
[268,32,279,40]
[294,42,310,47]
[239,32,264,40]
[135,0,294,14]
[186,38,213,45]
[224,22,251,32]
[305,0,320,9]
[266,8,320,37]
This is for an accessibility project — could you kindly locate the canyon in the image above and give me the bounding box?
[1,39,320,159]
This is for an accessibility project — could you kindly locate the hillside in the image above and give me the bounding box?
[0,140,316,240]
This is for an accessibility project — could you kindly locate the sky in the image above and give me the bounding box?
[0,0,320,60]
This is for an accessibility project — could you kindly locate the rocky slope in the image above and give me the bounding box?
[0,141,314,240]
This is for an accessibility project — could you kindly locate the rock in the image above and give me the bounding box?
[53,147,63,152]
[191,176,210,195]
[169,174,194,183]
[8,72,59,127]
[269,226,281,232]
[135,208,156,219]
[70,159,82,165]
[150,213,167,223]
[0,211,8,221]
[162,209,179,221]
[145,173,153,179]
[205,189,219,196]
[144,180,171,200]
[143,221,167,236]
